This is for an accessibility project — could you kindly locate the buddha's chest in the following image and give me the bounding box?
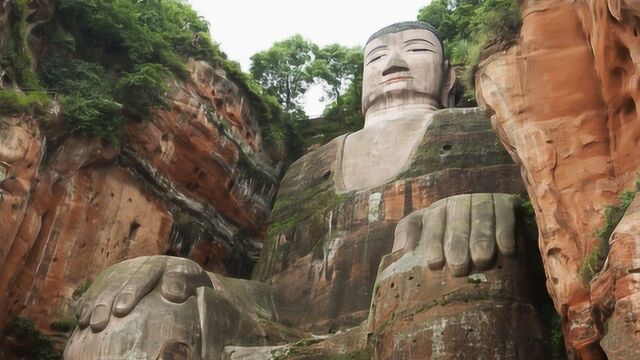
[339,117,430,191]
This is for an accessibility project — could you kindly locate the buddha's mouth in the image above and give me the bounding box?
[381,76,412,85]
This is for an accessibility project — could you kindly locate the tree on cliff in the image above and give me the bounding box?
[418,0,521,103]
[302,44,364,146]
[250,35,317,117]
[309,44,362,123]
[249,38,364,151]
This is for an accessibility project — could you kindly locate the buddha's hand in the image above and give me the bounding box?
[75,255,212,332]
[392,193,517,276]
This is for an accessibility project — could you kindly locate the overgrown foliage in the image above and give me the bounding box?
[0,0,41,89]
[251,35,317,114]
[310,44,362,121]
[418,0,521,103]
[250,37,364,151]
[1,0,283,149]
[302,44,365,148]
[580,181,639,285]
[49,318,77,333]
[0,90,50,116]
[4,317,61,360]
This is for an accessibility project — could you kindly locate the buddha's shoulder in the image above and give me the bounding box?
[400,107,513,179]
[426,107,493,135]
[278,134,345,194]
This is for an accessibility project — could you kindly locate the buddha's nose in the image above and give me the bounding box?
[382,51,409,76]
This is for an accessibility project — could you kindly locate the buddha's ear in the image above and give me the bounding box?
[441,60,456,108]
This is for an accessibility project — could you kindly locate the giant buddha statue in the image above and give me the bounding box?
[65,21,547,359]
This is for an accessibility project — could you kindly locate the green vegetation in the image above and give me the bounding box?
[0,0,42,89]
[72,280,92,299]
[418,0,521,104]
[5,317,61,360]
[49,318,77,333]
[580,181,639,285]
[268,178,345,237]
[35,0,210,141]
[515,193,536,226]
[0,90,50,116]
[251,35,317,114]
[249,36,364,152]
[1,0,283,149]
[302,44,364,149]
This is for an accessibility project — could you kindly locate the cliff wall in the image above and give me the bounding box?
[0,59,281,341]
[476,0,640,358]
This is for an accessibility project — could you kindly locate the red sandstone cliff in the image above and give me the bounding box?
[477,0,640,358]
[0,60,282,342]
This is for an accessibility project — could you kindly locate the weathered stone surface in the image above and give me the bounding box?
[1,134,173,333]
[476,0,640,357]
[64,257,303,360]
[0,60,281,339]
[222,324,368,360]
[369,194,545,359]
[125,61,279,258]
[255,109,532,337]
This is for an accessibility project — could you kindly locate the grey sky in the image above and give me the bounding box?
[187,0,432,115]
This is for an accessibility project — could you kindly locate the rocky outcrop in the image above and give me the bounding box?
[0,60,281,339]
[476,0,640,358]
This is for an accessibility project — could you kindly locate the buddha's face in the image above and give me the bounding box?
[362,29,444,113]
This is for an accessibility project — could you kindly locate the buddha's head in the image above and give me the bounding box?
[362,21,456,125]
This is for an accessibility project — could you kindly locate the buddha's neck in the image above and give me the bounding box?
[364,103,439,128]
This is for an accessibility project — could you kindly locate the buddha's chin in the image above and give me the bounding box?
[366,90,439,111]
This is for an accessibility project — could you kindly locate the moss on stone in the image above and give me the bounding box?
[0,90,50,116]
[1,0,42,90]
[72,280,91,299]
[399,109,512,180]
[580,182,638,286]
[4,317,62,360]
[49,318,76,333]
[268,178,345,237]
[254,176,346,279]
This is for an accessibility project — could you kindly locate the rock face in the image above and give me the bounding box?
[0,61,281,338]
[476,0,640,358]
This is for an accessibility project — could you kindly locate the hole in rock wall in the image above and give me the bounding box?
[615,42,632,65]
[610,67,627,90]
[442,144,452,151]
[128,222,140,240]
[621,97,637,118]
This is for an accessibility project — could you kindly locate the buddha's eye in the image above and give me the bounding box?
[408,48,433,53]
[367,54,385,65]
